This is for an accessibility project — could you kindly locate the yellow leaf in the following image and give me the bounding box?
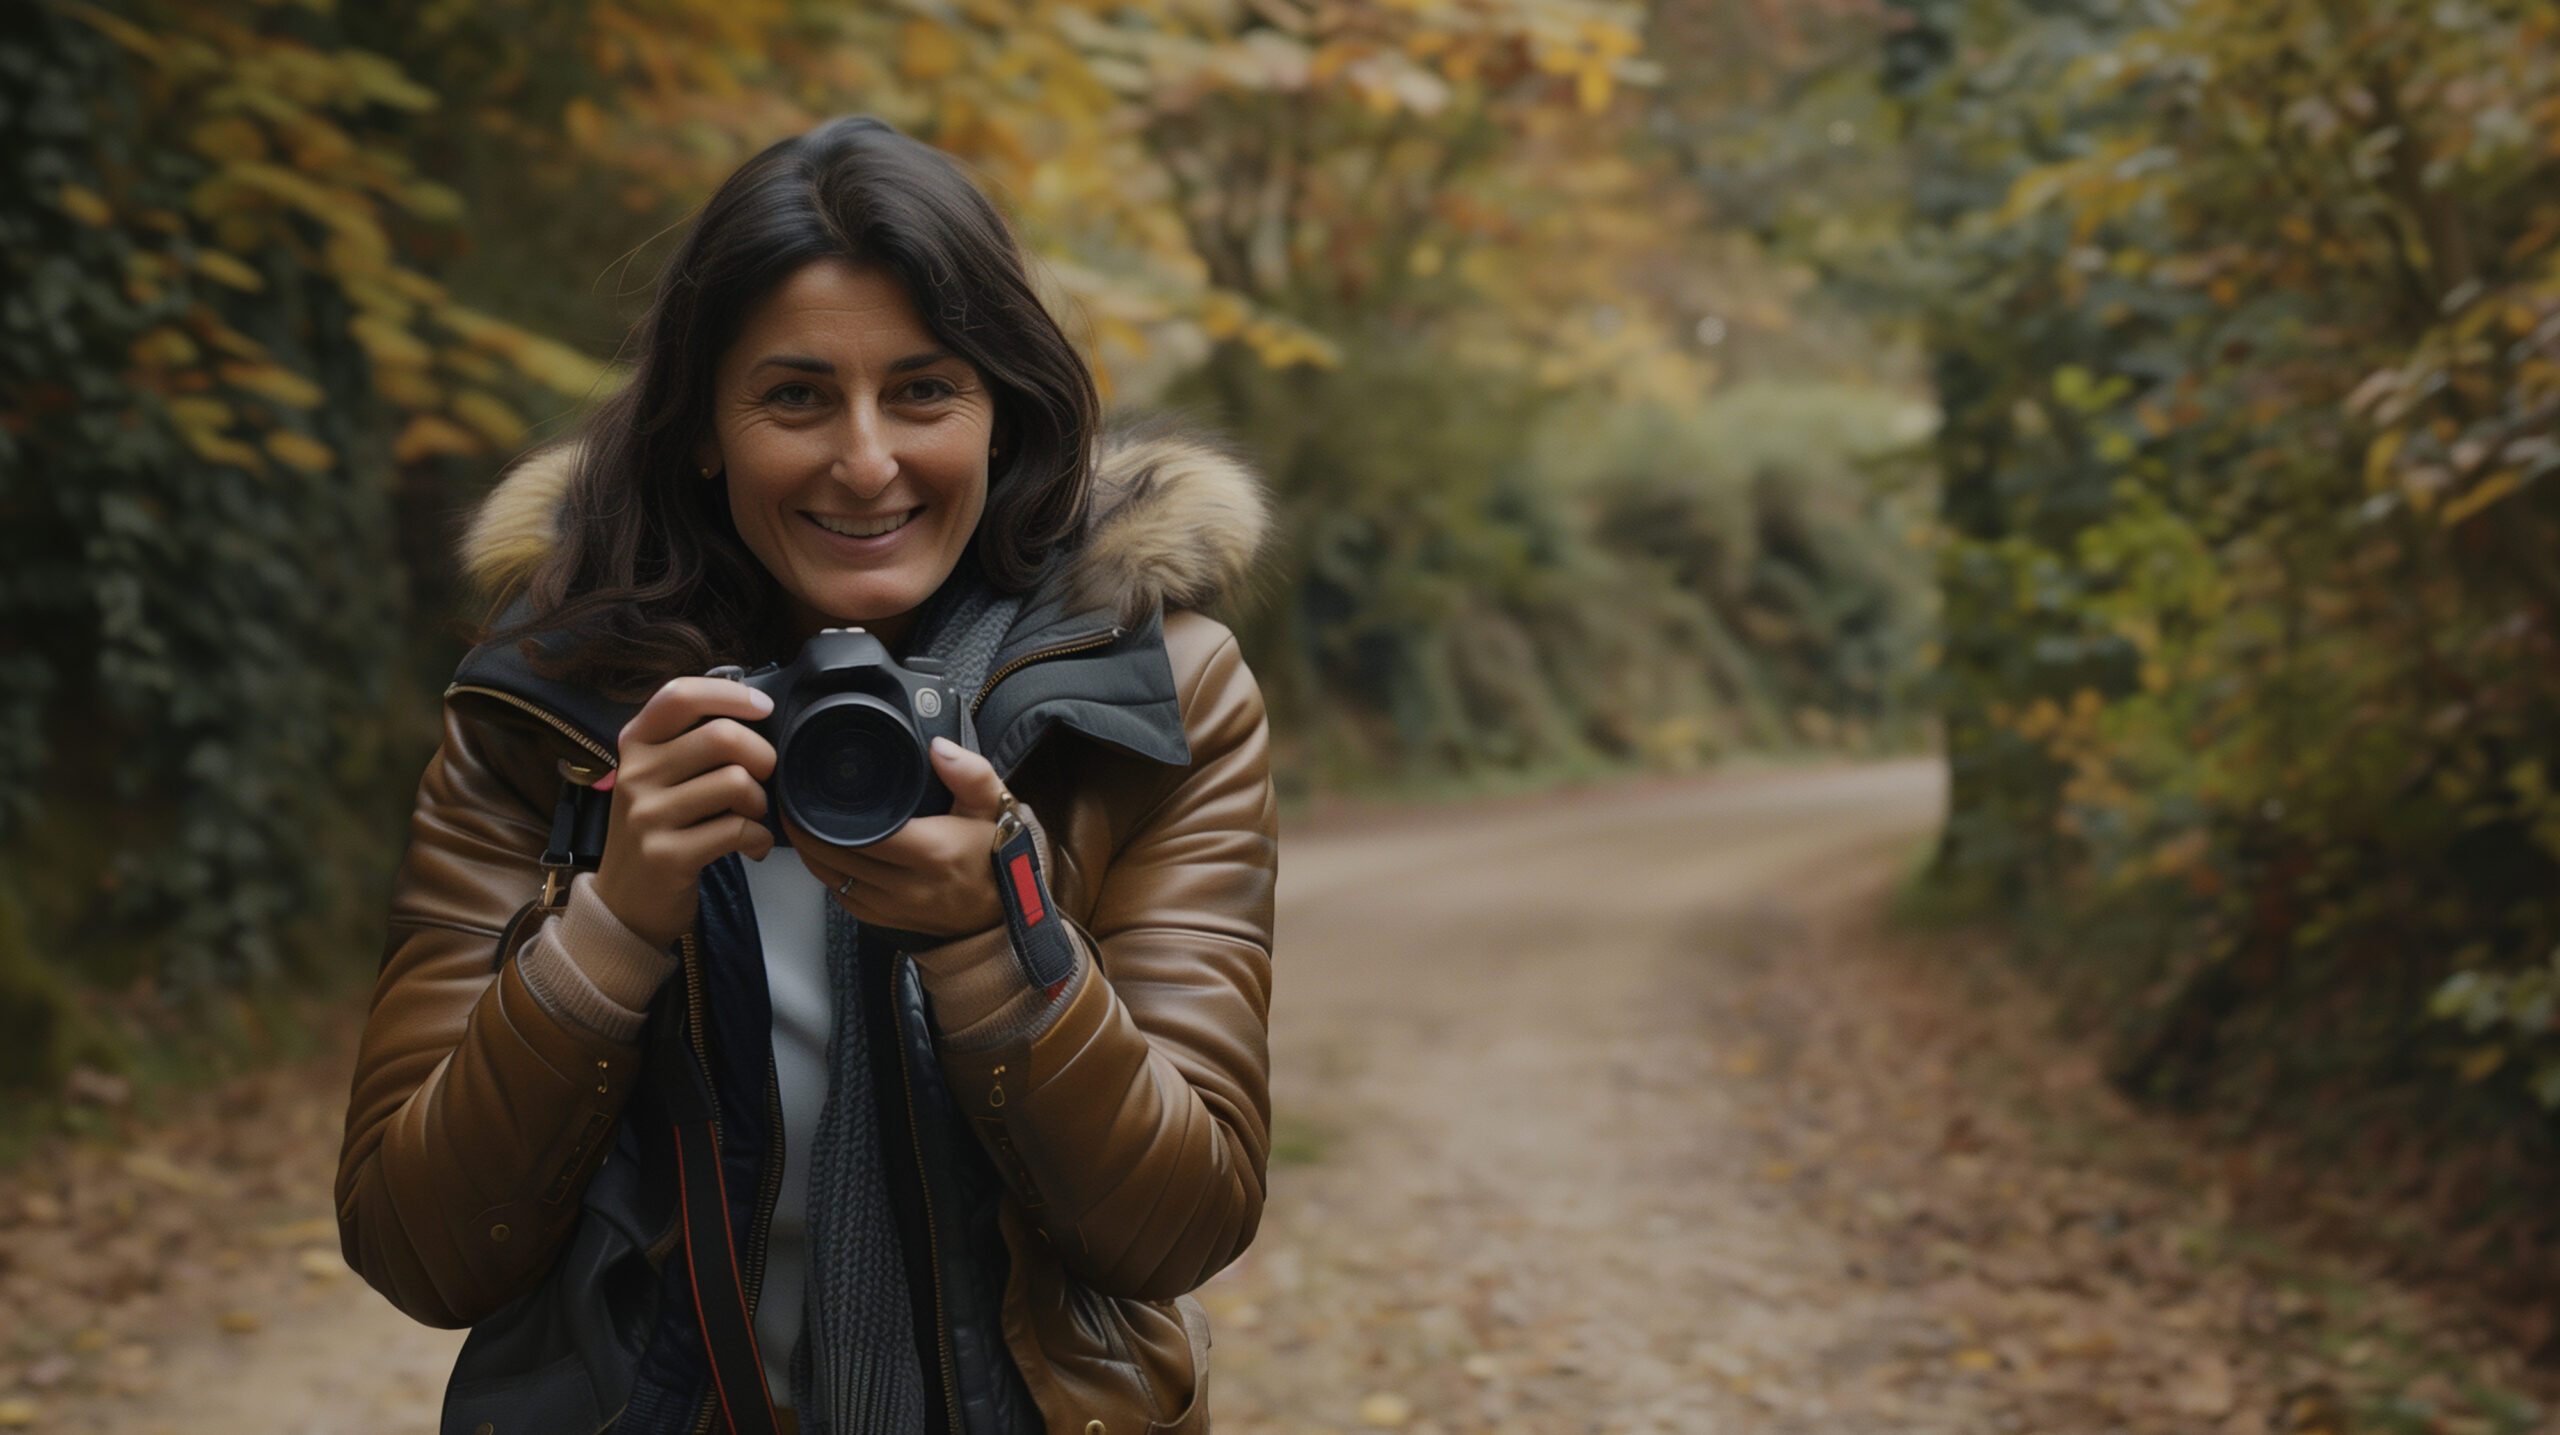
[195,250,266,292]
[2439,469,2522,528]
[1576,62,1611,114]
[165,396,234,435]
[264,430,336,473]
[337,50,437,112]
[176,426,265,471]
[563,96,606,147]
[1951,1348,1999,1372]
[393,414,482,464]
[189,116,267,165]
[450,389,528,448]
[2363,429,2405,491]
[59,183,111,226]
[349,313,433,368]
[130,326,200,369]
[1356,1393,1411,1428]
[195,315,272,363]
[900,20,964,81]
[374,367,445,409]
[440,346,501,383]
[403,179,465,223]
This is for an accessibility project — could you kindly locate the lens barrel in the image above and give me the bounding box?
[776,692,928,848]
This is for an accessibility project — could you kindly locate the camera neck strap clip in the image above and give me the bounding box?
[989,792,1076,1001]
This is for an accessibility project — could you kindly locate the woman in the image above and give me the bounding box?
[337,116,1276,1435]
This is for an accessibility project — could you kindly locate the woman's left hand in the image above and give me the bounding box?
[789,736,1008,937]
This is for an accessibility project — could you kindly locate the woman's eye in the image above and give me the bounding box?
[899,376,959,403]
[765,382,824,408]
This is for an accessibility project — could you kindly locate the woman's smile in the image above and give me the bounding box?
[806,508,920,541]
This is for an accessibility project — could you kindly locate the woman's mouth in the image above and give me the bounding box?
[807,509,918,540]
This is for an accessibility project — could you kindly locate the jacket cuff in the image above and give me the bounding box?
[513,873,679,1042]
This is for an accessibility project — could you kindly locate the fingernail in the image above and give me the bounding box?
[747,689,773,714]
[592,771,617,792]
[931,737,962,758]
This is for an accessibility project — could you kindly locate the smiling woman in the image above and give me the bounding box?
[335,116,1277,1435]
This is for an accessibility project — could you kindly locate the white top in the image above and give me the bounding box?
[741,848,833,1412]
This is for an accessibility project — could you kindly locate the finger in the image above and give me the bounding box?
[620,675,774,749]
[632,813,773,880]
[634,717,777,786]
[631,764,769,831]
[931,737,1007,822]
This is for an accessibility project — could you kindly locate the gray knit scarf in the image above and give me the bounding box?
[797,577,1020,1434]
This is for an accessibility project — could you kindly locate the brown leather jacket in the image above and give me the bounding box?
[338,432,1277,1435]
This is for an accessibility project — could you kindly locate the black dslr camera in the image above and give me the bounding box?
[711,628,965,848]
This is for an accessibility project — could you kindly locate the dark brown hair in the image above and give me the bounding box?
[498,116,1098,691]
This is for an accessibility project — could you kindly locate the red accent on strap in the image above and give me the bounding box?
[673,1119,779,1435]
[1043,976,1071,1002]
[672,1123,742,1435]
[1008,852,1045,925]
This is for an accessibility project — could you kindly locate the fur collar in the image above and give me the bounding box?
[461,424,1270,624]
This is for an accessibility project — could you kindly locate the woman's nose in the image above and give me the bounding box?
[831,411,900,496]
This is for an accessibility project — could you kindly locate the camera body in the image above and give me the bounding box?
[720,627,965,849]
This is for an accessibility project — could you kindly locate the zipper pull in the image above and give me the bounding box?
[991,786,1024,852]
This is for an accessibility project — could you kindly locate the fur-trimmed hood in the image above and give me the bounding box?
[461,425,1270,626]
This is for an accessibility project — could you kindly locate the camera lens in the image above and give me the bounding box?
[778,693,926,847]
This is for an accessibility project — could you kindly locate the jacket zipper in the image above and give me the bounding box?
[971,627,1122,715]
[445,683,620,769]
[888,962,967,1427]
[679,930,721,1435]
[740,1060,786,1342]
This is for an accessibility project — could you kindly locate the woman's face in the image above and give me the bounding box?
[702,257,994,647]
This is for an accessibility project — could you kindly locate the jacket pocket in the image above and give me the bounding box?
[999,1206,1208,1435]
[1145,1295,1211,1435]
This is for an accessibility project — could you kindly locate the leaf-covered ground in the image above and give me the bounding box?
[0,763,2550,1433]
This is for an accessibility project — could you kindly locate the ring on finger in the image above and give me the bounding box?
[835,873,857,899]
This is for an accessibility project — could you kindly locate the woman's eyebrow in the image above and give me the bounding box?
[752,354,835,375]
[887,350,955,374]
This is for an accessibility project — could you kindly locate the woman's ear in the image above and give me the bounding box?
[694,438,724,482]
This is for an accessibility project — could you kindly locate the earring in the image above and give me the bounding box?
[699,465,722,480]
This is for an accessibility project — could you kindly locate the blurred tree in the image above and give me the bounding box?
[1887,0,2560,1163]
[0,0,599,1068]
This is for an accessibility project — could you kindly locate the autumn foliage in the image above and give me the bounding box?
[0,0,1932,1078]
[1895,0,2560,1186]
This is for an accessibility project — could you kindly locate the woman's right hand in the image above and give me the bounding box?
[591,676,779,948]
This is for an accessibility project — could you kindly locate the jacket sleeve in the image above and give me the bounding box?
[335,704,651,1328]
[933,625,1278,1302]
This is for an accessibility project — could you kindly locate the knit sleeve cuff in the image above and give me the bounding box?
[514,873,680,1042]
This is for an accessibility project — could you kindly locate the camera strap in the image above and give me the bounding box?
[989,795,1077,1002]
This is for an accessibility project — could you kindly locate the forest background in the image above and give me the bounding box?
[7,0,2560,1330]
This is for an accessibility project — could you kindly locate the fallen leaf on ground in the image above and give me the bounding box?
[121,1151,209,1195]
[1358,1392,1413,1428]
[296,1247,347,1280]
[218,1309,261,1334]
[1951,1347,1999,1372]
[0,1397,34,1427]
[2170,1353,2237,1417]
[258,1216,336,1246]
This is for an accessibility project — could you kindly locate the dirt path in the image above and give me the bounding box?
[3,760,2551,1433]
